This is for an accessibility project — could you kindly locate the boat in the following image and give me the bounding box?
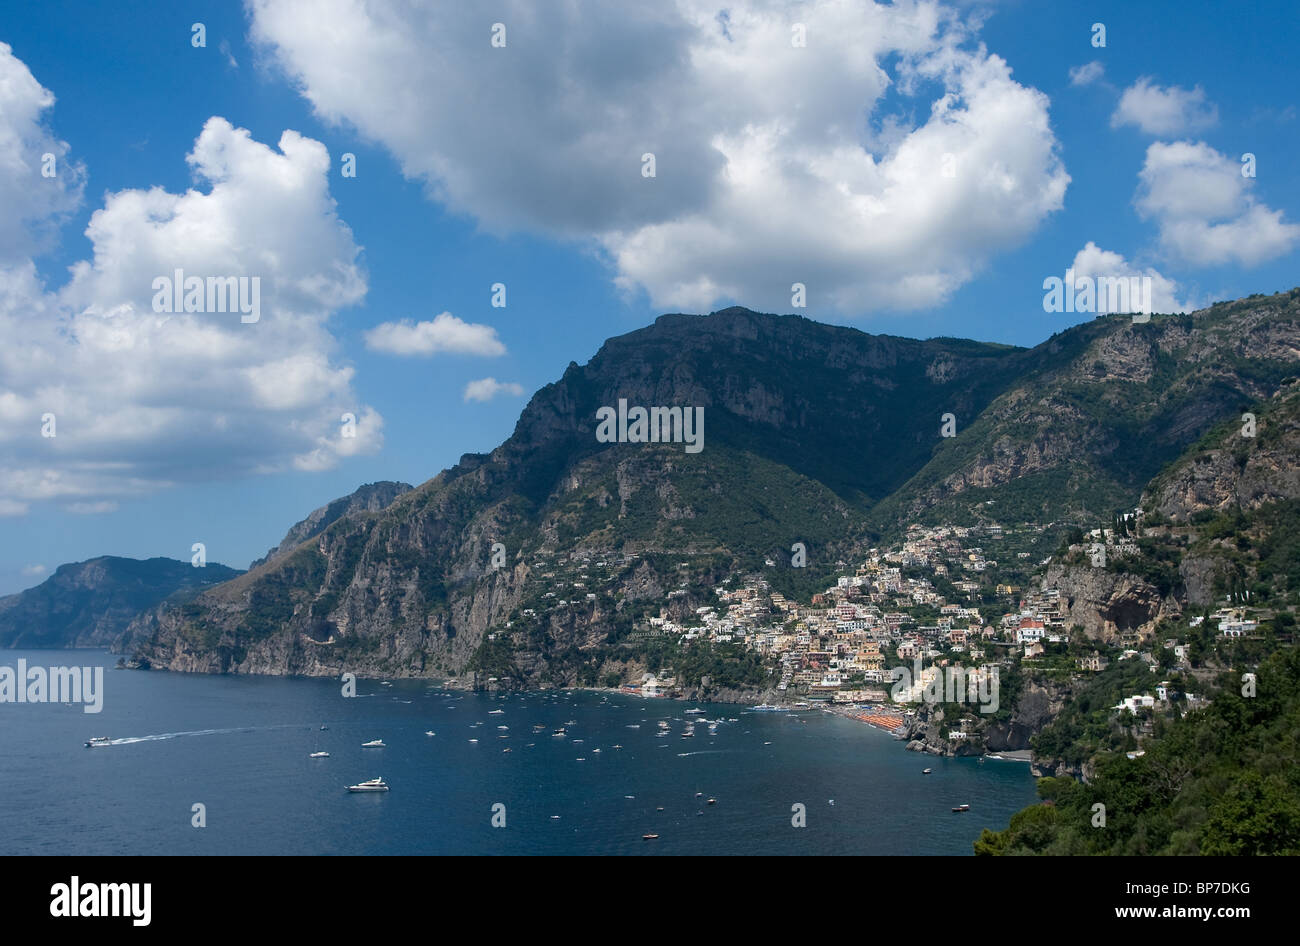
[361,739,385,748]
[643,834,659,840]
[552,729,566,736]
[84,736,112,748]
[612,744,622,749]
[309,751,330,758]
[952,804,970,813]
[469,738,478,743]
[922,768,932,774]
[685,708,705,715]
[706,798,717,805]
[752,703,783,712]
[320,725,328,731]
[489,709,505,715]
[347,778,389,792]
[425,730,436,736]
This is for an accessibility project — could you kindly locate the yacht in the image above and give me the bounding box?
[361,739,386,748]
[685,708,705,715]
[347,778,389,792]
[952,804,970,813]
[309,751,330,758]
[922,768,932,774]
[425,730,436,736]
[84,736,112,748]
[489,709,505,715]
[752,703,783,712]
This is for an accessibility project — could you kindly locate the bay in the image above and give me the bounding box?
[0,649,1037,855]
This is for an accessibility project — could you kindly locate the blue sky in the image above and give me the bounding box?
[1,0,1298,593]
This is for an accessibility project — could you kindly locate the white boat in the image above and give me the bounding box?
[489,709,505,715]
[84,736,112,748]
[425,730,436,736]
[309,751,330,758]
[361,739,386,748]
[685,708,705,715]
[347,778,389,792]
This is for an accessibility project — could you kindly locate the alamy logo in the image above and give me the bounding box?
[50,877,151,926]
[0,659,103,713]
[1042,269,1152,315]
[890,658,999,714]
[596,398,704,453]
[151,269,261,323]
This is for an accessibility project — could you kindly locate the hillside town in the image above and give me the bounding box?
[499,514,1273,756]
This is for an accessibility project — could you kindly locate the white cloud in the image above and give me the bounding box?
[249,0,1070,314]
[463,378,525,403]
[1067,242,1189,313]
[0,50,384,515]
[1136,141,1300,267]
[0,42,84,264]
[20,563,46,577]
[1111,77,1218,136]
[364,312,506,357]
[1068,61,1104,87]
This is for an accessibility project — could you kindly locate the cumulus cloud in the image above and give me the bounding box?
[1066,242,1188,313]
[1111,77,1218,135]
[0,50,384,515]
[1068,61,1104,87]
[462,378,525,403]
[364,312,506,356]
[249,0,1069,314]
[1136,141,1300,266]
[0,42,85,263]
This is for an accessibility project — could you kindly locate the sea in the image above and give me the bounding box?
[1,649,1037,855]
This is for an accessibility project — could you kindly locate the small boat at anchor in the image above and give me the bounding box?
[309,751,330,758]
[348,778,389,792]
[361,739,386,748]
[952,804,970,813]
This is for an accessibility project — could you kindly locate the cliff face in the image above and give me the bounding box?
[904,677,1071,757]
[249,481,412,568]
[1038,563,1178,641]
[0,557,242,648]
[1147,380,1300,522]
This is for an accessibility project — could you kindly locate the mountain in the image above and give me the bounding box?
[250,481,412,568]
[868,291,1300,533]
[0,557,243,648]
[125,292,1300,686]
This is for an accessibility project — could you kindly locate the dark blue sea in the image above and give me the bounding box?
[1,649,1037,855]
